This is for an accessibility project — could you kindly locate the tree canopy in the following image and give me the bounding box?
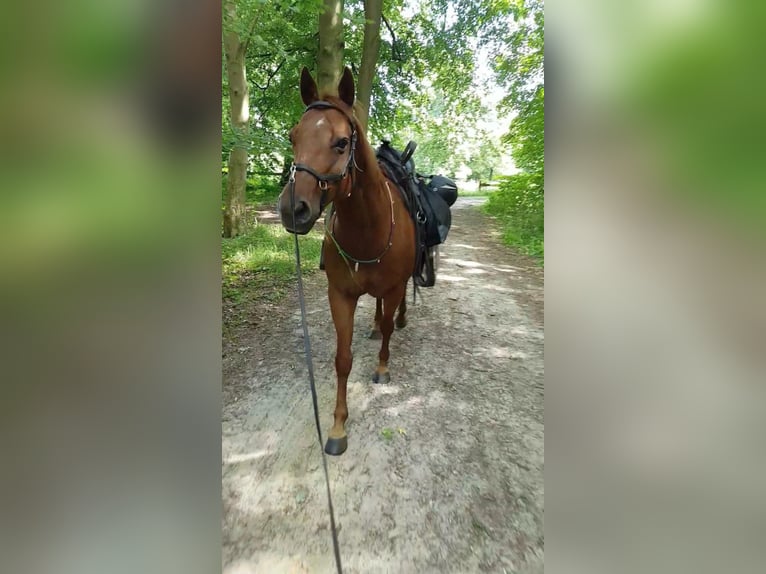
[223,0,532,177]
[222,0,544,257]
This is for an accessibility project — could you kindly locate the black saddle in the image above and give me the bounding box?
[376,141,457,287]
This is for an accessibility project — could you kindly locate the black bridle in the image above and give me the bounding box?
[289,101,358,212]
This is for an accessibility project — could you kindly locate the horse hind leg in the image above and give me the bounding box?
[372,285,406,384]
[395,288,407,329]
[369,297,383,339]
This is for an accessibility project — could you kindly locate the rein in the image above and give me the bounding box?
[289,185,344,574]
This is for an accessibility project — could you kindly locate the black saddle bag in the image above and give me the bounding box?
[427,174,458,207]
[417,179,452,247]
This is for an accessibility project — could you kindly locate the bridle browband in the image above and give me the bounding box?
[289,101,359,212]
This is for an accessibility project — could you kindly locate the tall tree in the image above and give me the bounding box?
[356,0,383,130]
[494,0,544,184]
[222,1,251,237]
[317,0,345,94]
[484,0,545,257]
[220,0,517,205]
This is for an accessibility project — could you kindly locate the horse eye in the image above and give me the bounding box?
[334,137,349,150]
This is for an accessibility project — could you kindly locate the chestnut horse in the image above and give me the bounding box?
[278,67,415,456]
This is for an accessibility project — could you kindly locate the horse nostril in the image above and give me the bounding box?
[293,200,311,223]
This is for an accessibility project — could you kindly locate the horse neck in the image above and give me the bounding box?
[333,146,388,233]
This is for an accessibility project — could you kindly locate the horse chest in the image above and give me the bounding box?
[324,262,390,298]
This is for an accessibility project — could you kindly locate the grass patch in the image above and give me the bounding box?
[457,190,490,198]
[484,174,544,262]
[222,223,323,323]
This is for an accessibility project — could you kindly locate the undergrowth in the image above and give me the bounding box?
[222,221,323,326]
[483,174,544,261]
[221,173,283,210]
[457,188,495,198]
[245,174,282,205]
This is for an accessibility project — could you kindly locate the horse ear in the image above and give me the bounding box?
[300,67,319,106]
[338,67,355,108]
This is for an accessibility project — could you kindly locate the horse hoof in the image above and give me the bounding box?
[324,436,348,456]
[395,317,407,329]
[369,329,382,340]
[372,371,391,384]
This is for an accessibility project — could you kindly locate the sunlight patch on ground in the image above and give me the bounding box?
[223,450,270,465]
[254,210,280,221]
[438,274,469,282]
[491,265,520,273]
[373,385,401,396]
[382,393,432,417]
[486,346,513,359]
[480,283,512,293]
[425,390,447,408]
[450,243,487,250]
[383,405,403,417]
[463,268,488,275]
[406,396,424,407]
[347,381,375,412]
[443,258,486,268]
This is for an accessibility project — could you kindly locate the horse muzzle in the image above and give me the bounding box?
[277,192,320,235]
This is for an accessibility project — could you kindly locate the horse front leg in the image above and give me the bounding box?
[372,284,407,385]
[326,286,358,456]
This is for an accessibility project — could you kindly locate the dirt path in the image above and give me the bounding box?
[222,198,544,574]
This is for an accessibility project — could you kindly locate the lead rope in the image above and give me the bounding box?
[290,179,344,574]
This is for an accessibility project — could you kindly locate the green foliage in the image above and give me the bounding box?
[223,0,514,181]
[245,174,282,204]
[380,427,394,441]
[622,3,766,233]
[223,0,323,174]
[222,223,323,303]
[482,0,544,260]
[220,173,282,221]
[221,0,543,293]
[467,139,503,182]
[484,174,543,258]
[503,85,543,176]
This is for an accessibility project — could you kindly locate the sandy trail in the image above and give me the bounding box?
[223,198,544,573]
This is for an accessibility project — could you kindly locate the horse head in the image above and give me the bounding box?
[278,67,358,234]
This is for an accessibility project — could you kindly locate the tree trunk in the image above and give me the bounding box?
[317,0,345,95]
[223,1,250,238]
[223,148,248,237]
[356,0,383,131]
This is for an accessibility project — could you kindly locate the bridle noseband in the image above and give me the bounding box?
[289,101,358,212]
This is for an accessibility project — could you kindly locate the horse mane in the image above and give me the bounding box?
[321,95,384,188]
